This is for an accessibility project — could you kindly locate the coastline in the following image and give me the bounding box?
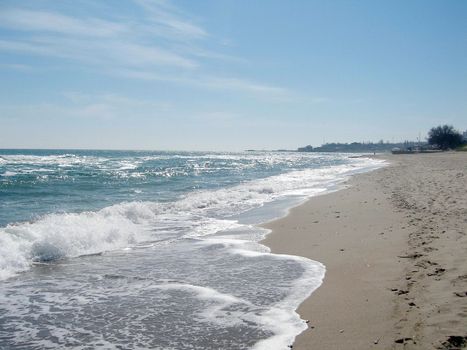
[262,152,467,349]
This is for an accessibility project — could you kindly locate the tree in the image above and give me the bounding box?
[427,125,463,150]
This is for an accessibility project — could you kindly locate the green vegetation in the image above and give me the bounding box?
[427,125,464,150]
[297,125,467,153]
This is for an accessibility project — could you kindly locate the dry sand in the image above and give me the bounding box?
[262,152,467,349]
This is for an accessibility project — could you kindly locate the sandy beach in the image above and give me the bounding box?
[262,152,467,349]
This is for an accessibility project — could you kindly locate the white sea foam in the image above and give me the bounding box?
[0,206,148,280]
[1,171,17,177]
[0,156,385,281]
[157,246,326,350]
[251,254,325,350]
[154,283,247,326]
[188,228,328,350]
[0,154,386,350]
[0,154,93,166]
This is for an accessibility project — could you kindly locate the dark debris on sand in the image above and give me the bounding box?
[438,335,467,350]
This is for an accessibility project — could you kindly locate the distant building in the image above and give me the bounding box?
[463,130,467,142]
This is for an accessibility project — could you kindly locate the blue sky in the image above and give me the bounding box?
[1,0,466,151]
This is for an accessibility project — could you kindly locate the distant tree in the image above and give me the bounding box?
[427,125,463,150]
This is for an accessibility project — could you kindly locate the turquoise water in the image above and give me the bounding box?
[0,150,383,349]
[0,149,355,227]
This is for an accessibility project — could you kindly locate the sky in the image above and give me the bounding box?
[0,0,466,151]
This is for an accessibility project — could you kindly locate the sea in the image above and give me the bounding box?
[0,149,384,350]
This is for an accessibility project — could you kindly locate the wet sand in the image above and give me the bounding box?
[262,152,467,349]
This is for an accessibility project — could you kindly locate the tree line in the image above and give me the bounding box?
[428,125,465,150]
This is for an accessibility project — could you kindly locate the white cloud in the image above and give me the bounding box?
[133,0,207,39]
[114,69,290,96]
[0,3,203,69]
[31,36,197,68]
[0,39,58,57]
[0,1,291,98]
[0,5,198,69]
[0,9,128,37]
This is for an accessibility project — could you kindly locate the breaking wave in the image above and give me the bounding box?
[0,156,384,280]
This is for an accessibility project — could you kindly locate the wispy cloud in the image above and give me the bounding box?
[0,92,172,121]
[0,8,127,37]
[26,36,196,68]
[0,62,33,71]
[201,77,288,95]
[0,5,198,69]
[0,0,290,97]
[115,69,289,96]
[133,0,207,40]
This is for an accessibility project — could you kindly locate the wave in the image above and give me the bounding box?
[0,202,152,280]
[0,157,385,280]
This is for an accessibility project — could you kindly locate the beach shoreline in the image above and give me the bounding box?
[262,152,467,349]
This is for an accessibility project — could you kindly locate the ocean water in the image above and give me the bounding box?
[0,150,383,349]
